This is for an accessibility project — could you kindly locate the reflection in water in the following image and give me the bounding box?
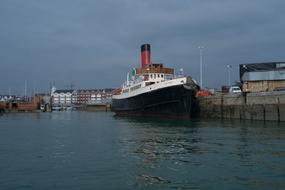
[117,117,285,189]
[236,126,250,162]
[117,117,206,188]
[135,174,171,188]
[119,117,204,160]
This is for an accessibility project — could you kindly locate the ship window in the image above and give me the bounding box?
[122,89,129,93]
[150,74,153,78]
[161,74,164,78]
[144,75,149,81]
[146,82,155,86]
[130,84,142,91]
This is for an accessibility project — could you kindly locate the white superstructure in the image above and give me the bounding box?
[113,63,192,99]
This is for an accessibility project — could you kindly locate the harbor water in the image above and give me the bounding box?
[0,112,284,190]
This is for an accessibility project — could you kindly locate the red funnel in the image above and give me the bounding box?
[141,44,151,68]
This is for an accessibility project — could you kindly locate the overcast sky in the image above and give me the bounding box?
[1,0,285,95]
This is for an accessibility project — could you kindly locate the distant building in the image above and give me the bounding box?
[51,89,75,106]
[240,62,285,92]
[0,95,19,102]
[35,93,51,105]
[51,87,113,106]
[74,89,113,105]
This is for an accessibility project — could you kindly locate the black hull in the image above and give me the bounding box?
[111,85,197,119]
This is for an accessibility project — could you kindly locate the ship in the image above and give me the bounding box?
[111,44,199,119]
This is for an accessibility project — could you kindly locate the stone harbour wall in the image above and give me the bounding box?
[197,91,285,122]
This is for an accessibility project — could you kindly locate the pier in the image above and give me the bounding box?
[75,103,111,112]
[197,91,285,122]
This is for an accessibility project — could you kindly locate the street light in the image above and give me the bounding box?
[227,64,232,86]
[198,46,204,89]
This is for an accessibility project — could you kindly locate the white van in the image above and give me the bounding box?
[229,86,242,94]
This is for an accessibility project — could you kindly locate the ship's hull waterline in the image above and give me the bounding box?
[111,83,197,119]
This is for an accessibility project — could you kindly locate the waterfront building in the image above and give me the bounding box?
[240,62,285,92]
[0,95,19,102]
[51,89,75,106]
[74,89,113,105]
[0,95,13,102]
[51,87,113,106]
[35,93,51,105]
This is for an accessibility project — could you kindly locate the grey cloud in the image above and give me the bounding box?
[0,0,285,93]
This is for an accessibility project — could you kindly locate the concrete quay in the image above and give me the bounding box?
[76,104,111,112]
[197,91,285,122]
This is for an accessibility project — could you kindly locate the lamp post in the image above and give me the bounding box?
[227,64,232,86]
[198,46,204,89]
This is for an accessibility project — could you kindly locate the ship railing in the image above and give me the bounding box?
[122,78,144,88]
[174,74,185,79]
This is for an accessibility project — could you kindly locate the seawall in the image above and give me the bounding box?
[76,104,111,112]
[0,102,40,113]
[197,91,285,121]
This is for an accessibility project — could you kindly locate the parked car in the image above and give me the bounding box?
[229,86,242,94]
[221,86,230,93]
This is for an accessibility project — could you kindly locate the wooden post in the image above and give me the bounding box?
[277,97,280,122]
[221,94,224,120]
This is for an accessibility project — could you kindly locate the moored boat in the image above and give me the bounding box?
[111,44,199,119]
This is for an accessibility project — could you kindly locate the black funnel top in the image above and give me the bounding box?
[141,44,151,52]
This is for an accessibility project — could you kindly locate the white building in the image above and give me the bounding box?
[51,89,75,106]
[0,95,16,102]
[50,87,113,106]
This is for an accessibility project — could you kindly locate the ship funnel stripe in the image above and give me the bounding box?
[141,44,151,52]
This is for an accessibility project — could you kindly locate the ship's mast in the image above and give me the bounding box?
[127,72,129,86]
[24,80,27,101]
